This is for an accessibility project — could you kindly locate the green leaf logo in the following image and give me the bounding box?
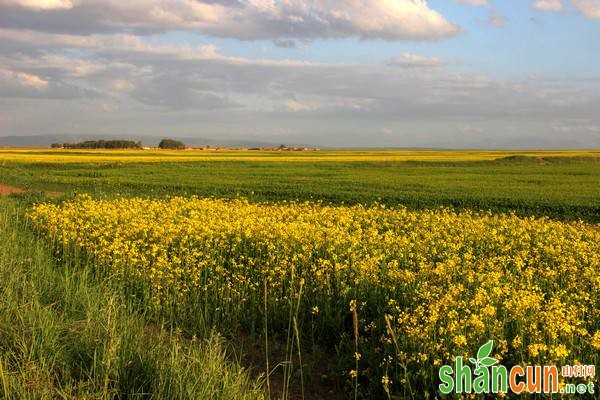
[470,341,499,370]
[477,340,494,359]
[480,357,499,367]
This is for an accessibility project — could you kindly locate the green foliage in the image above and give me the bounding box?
[1,151,599,398]
[61,139,142,149]
[0,198,263,399]
[158,138,186,150]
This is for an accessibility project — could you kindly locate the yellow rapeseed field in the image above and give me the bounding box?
[2,148,600,163]
[28,196,600,396]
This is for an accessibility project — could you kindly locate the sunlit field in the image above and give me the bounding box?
[3,0,600,397]
[2,149,600,222]
[1,148,599,163]
[28,196,600,397]
[1,149,599,398]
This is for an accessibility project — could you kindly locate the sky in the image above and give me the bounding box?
[0,0,599,148]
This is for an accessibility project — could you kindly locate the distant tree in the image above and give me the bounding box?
[50,143,63,148]
[158,138,186,150]
[62,140,141,149]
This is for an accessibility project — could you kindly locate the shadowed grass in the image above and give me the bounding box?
[0,198,264,399]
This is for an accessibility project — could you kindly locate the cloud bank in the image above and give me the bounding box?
[0,0,598,148]
[0,0,460,40]
[533,0,600,18]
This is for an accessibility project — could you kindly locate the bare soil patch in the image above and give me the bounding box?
[0,184,63,198]
[0,184,25,196]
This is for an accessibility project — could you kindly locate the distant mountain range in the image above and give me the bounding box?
[0,134,305,149]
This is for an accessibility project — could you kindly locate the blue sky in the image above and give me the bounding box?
[183,1,600,77]
[0,0,599,148]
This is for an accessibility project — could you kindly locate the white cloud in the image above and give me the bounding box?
[0,61,100,99]
[285,99,315,112]
[387,53,443,68]
[0,0,73,10]
[488,14,506,27]
[0,0,460,40]
[16,71,48,89]
[532,0,600,18]
[0,28,135,49]
[99,102,119,113]
[0,67,48,90]
[453,0,489,6]
[532,0,563,11]
[0,4,599,148]
[109,79,135,93]
[571,0,600,18]
[4,33,596,120]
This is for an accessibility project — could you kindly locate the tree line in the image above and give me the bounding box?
[51,138,187,150]
[52,140,142,149]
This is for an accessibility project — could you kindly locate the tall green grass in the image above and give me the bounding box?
[0,197,264,399]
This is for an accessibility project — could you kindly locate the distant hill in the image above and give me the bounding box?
[0,134,305,149]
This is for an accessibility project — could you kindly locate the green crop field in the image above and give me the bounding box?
[1,149,599,399]
[2,149,599,222]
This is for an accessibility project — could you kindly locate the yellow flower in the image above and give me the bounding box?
[528,343,547,358]
[27,195,600,397]
[453,335,467,347]
[550,344,569,359]
[590,331,600,351]
[512,336,522,348]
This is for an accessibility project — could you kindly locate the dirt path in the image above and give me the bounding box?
[0,184,26,196]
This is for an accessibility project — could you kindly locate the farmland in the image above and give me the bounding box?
[2,149,600,222]
[0,149,599,399]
